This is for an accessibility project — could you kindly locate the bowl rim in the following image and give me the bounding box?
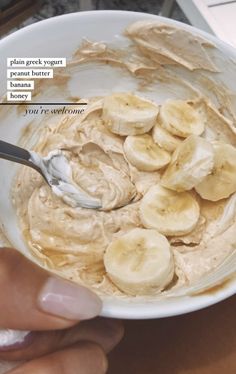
[0,10,235,319]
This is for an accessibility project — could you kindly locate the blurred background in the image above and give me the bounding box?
[1,0,235,46]
[0,0,188,38]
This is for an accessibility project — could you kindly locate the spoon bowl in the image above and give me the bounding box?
[0,140,102,209]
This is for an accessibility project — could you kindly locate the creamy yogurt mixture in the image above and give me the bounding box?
[12,21,236,298]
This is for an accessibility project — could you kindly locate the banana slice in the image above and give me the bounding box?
[124,134,171,171]
[195,142,236,201]
[152,124,182,152]
[104,227,174,295]
[161,135,214,191]
[140,185,200,236]
[159,99,205,137]
[103,93,159,136]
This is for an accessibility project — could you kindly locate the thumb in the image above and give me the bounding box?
[0,248,102,330]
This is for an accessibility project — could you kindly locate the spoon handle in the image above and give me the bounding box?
[0,140,43,177]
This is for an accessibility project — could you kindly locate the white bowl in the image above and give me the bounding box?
[0,10,235,319]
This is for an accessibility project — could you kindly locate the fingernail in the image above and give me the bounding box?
[38,277,102,320]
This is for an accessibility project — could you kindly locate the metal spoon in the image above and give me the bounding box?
[0,140,102,209]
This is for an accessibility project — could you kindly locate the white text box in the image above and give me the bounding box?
[7,91,32,101]
[7,69,53,79]
[7,80,34,90]
[7,58,66,68]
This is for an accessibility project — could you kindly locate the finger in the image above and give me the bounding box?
[0,248,102,330]
[6,342,108,374]
[0,318,124,361]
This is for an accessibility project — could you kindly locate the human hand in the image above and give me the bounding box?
[0,248,123,373]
